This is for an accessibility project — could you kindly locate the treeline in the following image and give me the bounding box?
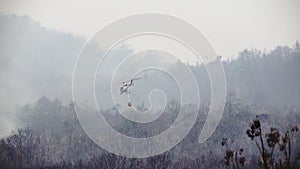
[0,96,299,168]
[190,41,300,110]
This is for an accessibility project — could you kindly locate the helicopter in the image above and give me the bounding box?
[119,77,142,95]
[119,77,142,107]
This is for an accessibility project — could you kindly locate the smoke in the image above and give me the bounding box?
[1,14,300,137]
[0,14,84,136]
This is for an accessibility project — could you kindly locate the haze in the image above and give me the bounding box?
[0,0,300,59]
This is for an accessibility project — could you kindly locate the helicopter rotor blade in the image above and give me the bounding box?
[121,77,142,84]
[131,77,142,81]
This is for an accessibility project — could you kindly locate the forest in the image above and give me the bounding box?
[0,15,300,169]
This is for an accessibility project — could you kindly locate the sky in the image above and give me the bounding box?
[0,0,299,59]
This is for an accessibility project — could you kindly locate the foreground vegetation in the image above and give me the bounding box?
[0,96,299,169]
